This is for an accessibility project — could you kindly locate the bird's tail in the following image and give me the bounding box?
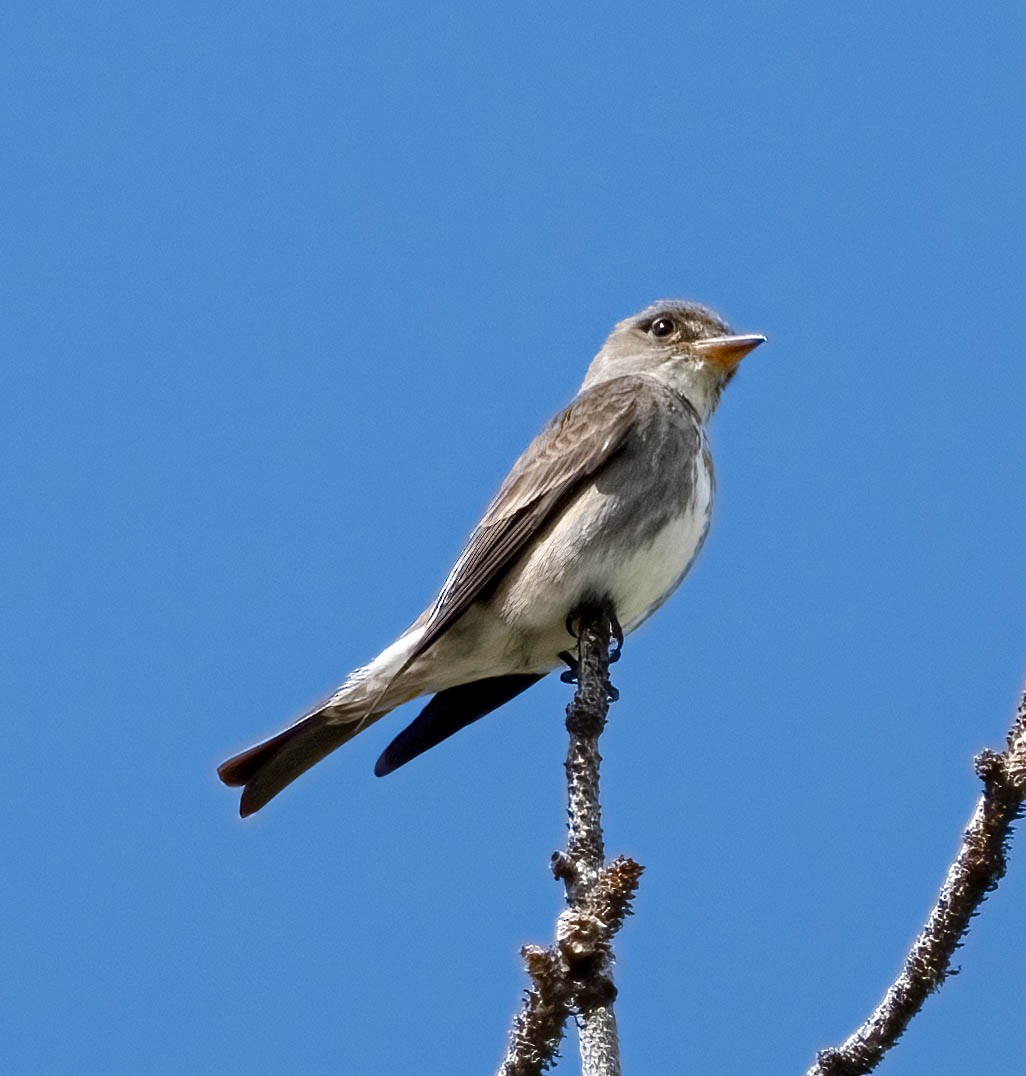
[218,624,432,816]
[217,697,392,817]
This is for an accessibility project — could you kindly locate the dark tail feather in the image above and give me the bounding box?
[374,673,543,777]
[218,712,363,817]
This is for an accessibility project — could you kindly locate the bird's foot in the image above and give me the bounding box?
[565,607,623,660]
[607,612,624,666]
[562,605,621,701]
[565,609,623,668]
[558,650,580,685]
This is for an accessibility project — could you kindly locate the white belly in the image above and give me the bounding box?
[605,488,712,631]
[360,446,716,692]
[496,455,714,650]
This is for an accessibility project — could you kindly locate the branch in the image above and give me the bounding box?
[497,603,644,1076]
[809,688,1026,1076]
[497,945,573,1076]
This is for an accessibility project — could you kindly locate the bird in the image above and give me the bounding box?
[218,300,764,816]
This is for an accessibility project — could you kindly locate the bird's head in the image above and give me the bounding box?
[581,300,765,420]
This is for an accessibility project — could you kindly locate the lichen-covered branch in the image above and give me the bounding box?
[497,946,574,1076]
[497,604,644,1076]
[808,688,1026,1076]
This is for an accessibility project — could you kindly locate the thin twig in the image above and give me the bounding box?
[497,604,643,1076]
[808,688,1026,1076]
[563,605,622,1075]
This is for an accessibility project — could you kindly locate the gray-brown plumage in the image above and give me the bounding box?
[218,301,764,816]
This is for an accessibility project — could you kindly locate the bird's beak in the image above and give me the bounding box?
[693,333,766,372]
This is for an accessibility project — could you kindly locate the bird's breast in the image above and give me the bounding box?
[494,444,714,661]
[602,451,714,632]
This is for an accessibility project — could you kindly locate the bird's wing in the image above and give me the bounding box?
[406,376,643,665]
[373,673,545,776]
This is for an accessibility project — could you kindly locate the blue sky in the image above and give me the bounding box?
[5,3,1026,1073]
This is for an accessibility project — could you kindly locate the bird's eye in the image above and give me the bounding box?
[650,316,675,338]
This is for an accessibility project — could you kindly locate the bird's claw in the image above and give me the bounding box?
[561,607,621,700]
[558,650,580,684]
[607,613,624,665]
[566,608,623,656]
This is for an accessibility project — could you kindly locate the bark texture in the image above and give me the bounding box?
[497,604,643,1076]
[808,688,1026,1075]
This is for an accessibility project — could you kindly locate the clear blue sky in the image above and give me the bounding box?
[5,3,1025,1073]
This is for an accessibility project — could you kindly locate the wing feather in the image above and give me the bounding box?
[408,377,642,664]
